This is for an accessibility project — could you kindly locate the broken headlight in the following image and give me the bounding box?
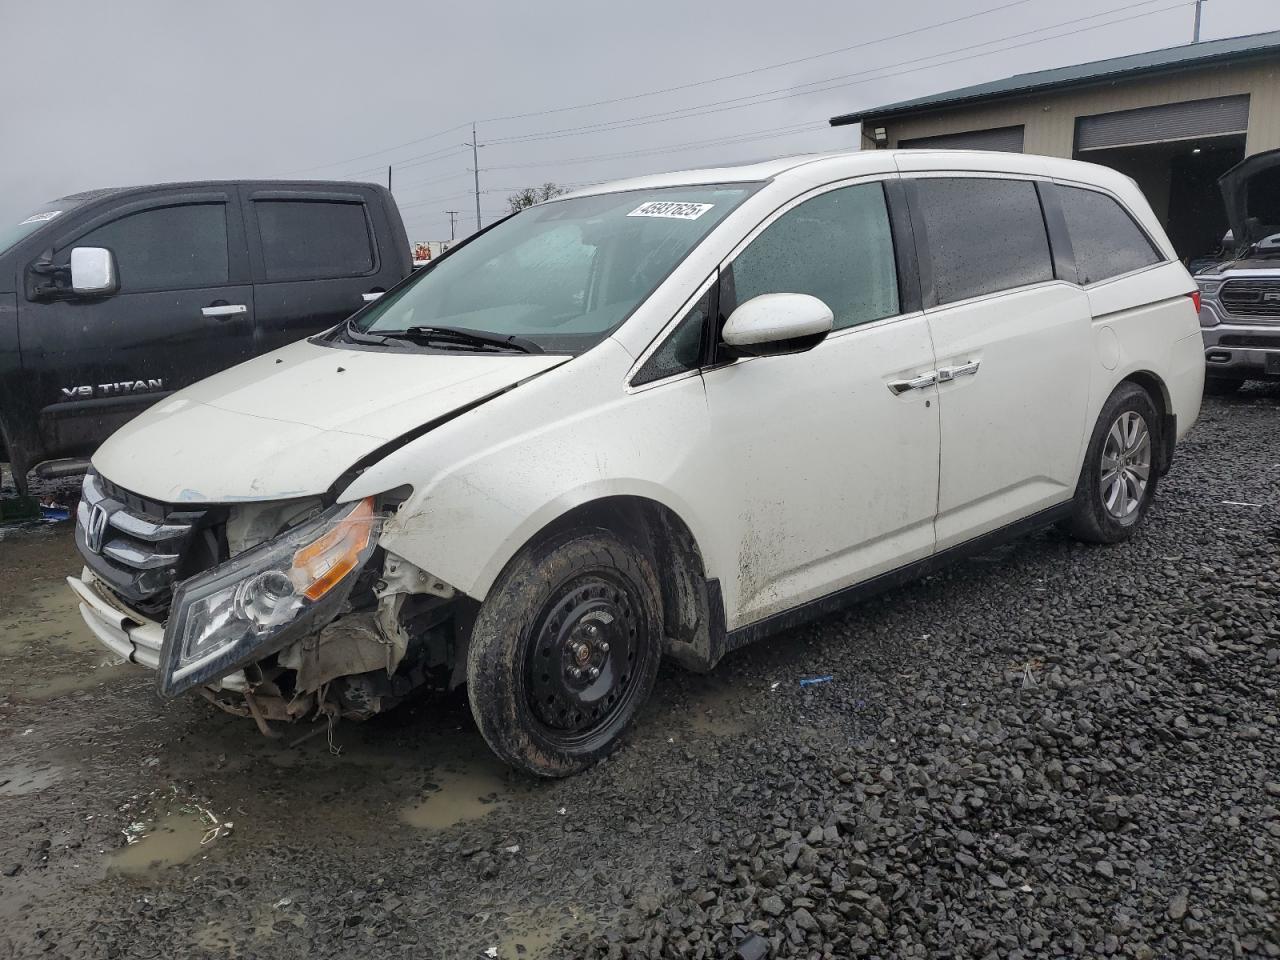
[158,498,381,697]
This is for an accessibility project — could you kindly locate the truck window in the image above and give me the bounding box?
[255,200,374,281]
[62,203,229,291]
[1056,185,1162,285]
[911,177,1053,305]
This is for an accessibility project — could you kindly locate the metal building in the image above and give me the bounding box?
[829,30,1280,261]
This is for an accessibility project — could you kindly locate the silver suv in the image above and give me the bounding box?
[1196,149,1280,393]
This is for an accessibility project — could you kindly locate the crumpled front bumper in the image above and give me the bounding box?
[67,568,246,691]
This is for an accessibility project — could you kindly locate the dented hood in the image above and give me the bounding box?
[92,339,570,503]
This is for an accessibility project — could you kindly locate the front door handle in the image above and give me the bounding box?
[937,359,981,382]
[202,304,248,318]
[888,372,937,395]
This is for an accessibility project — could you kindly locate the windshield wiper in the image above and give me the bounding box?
[341,324,392,346]
[381,325,544,354]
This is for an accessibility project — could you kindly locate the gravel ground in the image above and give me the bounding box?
[0,386,1277,959]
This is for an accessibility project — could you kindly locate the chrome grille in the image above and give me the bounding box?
[1220,279,1280,319]
[75,472,221,616]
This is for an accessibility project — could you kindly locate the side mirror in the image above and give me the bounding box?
[721,293,833,358]
[70,247,118,297]
[1257,232,1280,253]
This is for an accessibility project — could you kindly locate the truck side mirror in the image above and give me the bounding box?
[70,247,118,297]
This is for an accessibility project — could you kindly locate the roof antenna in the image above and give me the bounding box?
[1192,0,1207,43]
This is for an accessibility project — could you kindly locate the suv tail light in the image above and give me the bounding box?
[1188,290,1202,312]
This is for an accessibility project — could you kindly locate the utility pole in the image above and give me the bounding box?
[445,210,459,240]
[1193,0,1207,42]
[465,122,483,232]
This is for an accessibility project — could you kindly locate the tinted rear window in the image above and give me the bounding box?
[1057,185,1162,284]
[912,177,1053,305]
[256,200,374,281]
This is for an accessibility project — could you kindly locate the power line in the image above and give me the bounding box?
[280,122,472,177]
[285,0,1180,186]
[482,121,830,173]
[390,170,472,196]
[396,191,476,211]
[416,1,1185,210]
[393,145,470,172]
[477,0,1046,125]
[484,0,1184,148]
[276,0,1058,179]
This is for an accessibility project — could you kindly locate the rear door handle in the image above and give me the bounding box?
[201,304,248,318]
[888,372,937,395]
[937,359,981,382]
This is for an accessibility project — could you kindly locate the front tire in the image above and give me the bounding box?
[466,529,663,777]
[1064,382,1161,544]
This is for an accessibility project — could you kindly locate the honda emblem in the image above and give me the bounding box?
[85,503,110,554]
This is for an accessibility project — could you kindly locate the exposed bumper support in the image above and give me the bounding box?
[68,568,246,690]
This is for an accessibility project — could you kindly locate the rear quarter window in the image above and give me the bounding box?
[911,177,1054,305]
[1056,185,1163,285]
[255,200,374,281]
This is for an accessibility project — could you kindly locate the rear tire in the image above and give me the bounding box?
[466,528,663,777]
[1204,377,1245,396]
[1064,382,1161,545]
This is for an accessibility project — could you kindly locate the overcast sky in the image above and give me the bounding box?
[2,0,1277,242]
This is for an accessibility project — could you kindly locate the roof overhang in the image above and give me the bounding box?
[830,30,1280,128]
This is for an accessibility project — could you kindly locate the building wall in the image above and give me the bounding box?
[859,59,1280,157]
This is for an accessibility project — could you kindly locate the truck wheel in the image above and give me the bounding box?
[1063,382,1161,544]
[466,528,662,777]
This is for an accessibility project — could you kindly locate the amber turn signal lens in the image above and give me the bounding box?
[290,498,377,601]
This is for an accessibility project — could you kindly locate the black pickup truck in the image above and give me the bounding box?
[0,181,411,496]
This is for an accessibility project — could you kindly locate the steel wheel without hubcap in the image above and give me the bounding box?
[525,574,648,748]
[1100,410,1151,522]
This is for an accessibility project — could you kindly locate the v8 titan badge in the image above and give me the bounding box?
[627,201,714,220]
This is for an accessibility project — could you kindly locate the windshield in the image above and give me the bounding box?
[350,184,757,353]
[0,201,80,256]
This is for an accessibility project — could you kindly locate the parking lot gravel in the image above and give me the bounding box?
[1,387,1277,959]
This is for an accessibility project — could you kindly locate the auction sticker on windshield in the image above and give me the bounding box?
[627,201,714,220]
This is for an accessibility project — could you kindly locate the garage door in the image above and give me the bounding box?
[899,125,1025,152]
[1076,95,1250,152]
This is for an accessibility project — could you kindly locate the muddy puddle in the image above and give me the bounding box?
[684,676,752,737]
[0,759,68,797]
[0,527,139,701]
[109,796,233,875]
[493,906,588,959]
[401,761,511,830]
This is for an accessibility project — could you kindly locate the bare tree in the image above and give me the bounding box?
[507,182,569,214]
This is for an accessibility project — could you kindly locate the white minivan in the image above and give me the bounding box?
[69,150,1205,776]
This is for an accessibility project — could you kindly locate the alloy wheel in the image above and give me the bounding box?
[1100,410,1151,520]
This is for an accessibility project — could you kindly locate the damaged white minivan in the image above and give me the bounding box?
[70,150,1205,776]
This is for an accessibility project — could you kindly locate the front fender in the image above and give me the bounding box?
[340,340,720,602]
